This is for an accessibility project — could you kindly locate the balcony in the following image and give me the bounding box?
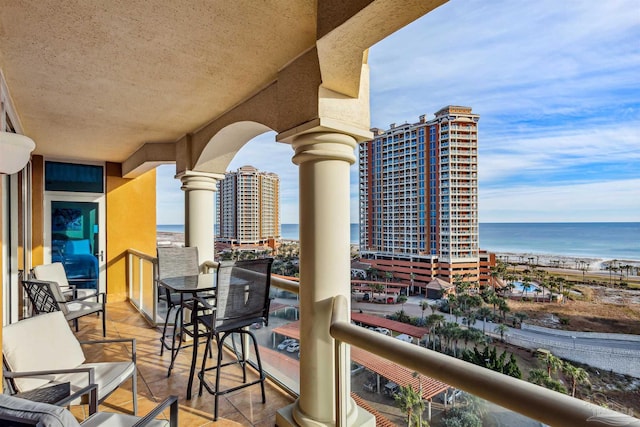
[121,251,640,426]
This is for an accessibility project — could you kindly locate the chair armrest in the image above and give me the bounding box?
[201,260,219,273]
[131,395,179,427]
[72,291,106,303]
[55,383,99,415]
[79,338,136,363]
[192,295,215,311]
[4,366,96,388]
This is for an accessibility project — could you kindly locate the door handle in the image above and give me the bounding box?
[99,250,104,262]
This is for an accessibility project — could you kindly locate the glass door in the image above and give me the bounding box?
[44,193,106,293]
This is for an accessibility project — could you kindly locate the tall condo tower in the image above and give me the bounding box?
[217,165,280,245]
[359,106,481,287]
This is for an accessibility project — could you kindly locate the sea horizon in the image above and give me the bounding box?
[158,221,640,262]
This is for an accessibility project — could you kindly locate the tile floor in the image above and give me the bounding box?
[70,301,296,426]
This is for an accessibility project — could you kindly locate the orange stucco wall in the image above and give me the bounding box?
[106,163,157,302]
[31,156,44,266]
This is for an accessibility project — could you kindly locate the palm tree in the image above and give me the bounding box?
[393,383,425,427]
[527,368,549,386]
[521,276,532,300]
[385,270,393,283]
[514,312,528,327]
[494,324,508,342]
[371,283,385,302]
[426,314,445,350]
[562,362,590,397]
[398,295,408,311]
[476,306,492,334]
[537,351,563,378]
[533,288,542,302]
[420,300,430,320]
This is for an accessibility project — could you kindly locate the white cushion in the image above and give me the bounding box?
[33,262,97,299]
[3,311,86,391]
[0,393,81,427]
[33,263,70,287]
[57,362,135,404]
[82,412,169,427]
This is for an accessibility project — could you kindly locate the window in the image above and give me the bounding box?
[45,162,104,193]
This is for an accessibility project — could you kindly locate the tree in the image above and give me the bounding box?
[537,351,563,378]
[393,383,426,427]
[420,300,430,320]
[442,407,481,427]
[476,307,492,335]
[494,324,508,342]
[498,299,510,321]
[427,314,445,350]
[562,362,590,397]
[521,276,532,300]
[514,312,528,327]
[371,283,386,301]
[385,270,394,283]
[398,295,408,311]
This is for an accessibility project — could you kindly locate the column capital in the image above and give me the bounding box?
[291,132,357,166]
[176,170,225,192]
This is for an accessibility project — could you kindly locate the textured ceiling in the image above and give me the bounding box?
[0,0,316,162]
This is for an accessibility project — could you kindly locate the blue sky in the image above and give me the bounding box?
[157,0,640,224]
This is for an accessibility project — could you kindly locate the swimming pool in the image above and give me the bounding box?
[511,281,540,292]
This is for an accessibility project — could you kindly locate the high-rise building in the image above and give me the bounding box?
[217,165,280,246]
[359,106,487,290]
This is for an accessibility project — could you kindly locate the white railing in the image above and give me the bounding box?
[329,294,639,427]
[126,249,158,325]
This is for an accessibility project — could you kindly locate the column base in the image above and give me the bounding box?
[276,399,375,427]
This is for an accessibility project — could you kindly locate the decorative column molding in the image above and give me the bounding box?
[176,170,224,265]
[278,131,373,427]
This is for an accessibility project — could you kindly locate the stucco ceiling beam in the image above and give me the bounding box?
[316,0,448,97]
[122,142,175,178]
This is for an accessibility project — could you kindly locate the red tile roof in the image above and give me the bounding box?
[351,312,428,339]
[272,320,448,400]
[351,393,396,427]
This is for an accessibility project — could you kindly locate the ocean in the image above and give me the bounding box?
[157,222,640,261]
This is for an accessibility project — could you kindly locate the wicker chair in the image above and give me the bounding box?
[22,278,107,337]
[194,258,273,421]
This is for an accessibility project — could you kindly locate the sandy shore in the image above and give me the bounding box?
[157,231,639,270]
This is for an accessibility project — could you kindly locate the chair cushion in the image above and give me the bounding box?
[57,362,135,404]
[81,412,169,427]
[0,393,81,427]
[64,300,103,321]
[3,311,86,392]
[33,263,70,287]
[33,262,97,299]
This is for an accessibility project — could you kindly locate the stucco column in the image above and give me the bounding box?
[177,170,223,264]
[285,132,369,426]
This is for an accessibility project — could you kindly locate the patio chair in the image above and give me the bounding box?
[156,246,216,366]
[0,386,177,426]
[2,310,138,415]
[32,262,97,301]
[22,278,107,337]
[194,258,273,421]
